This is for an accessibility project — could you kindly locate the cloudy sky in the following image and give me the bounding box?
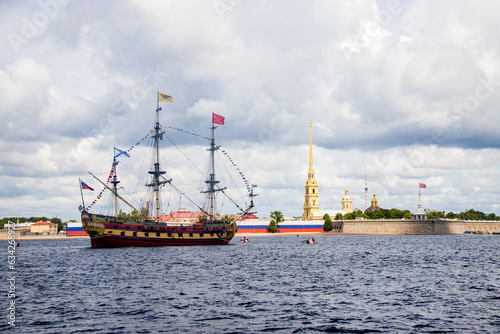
[1,0,499,222]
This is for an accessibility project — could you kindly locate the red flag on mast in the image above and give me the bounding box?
[212,113,225,125]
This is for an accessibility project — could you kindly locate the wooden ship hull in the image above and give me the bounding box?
[81,211,238,248]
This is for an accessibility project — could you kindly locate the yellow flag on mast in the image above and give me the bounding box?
[158,92,173,102]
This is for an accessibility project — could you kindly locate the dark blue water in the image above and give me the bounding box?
[1,235,499,333]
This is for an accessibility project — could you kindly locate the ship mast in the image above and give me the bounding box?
[89,172,138,212]
[110,156,120,217]
[147,100,171,221]
[203,123,226,222]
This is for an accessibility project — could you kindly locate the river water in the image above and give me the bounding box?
[1,235,499,333]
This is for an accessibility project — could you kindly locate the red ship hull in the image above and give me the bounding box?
[90,235,230,247]
[81,211,236,248]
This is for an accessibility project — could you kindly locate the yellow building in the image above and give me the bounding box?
[302,123,353,220]
[302,122,319,220]
[341,189,353,213]
[30,221,57,234]
[365,193,380,212]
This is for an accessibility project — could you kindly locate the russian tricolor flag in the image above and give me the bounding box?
[81,181,94,191]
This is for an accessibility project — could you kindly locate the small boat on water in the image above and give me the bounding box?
[79,93,255,247]
[305,237,316,244]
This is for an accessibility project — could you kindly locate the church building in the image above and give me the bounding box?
[302,123,352,221]
[365,193,380,212]
[302,123,320,220]
[342,189,353,213]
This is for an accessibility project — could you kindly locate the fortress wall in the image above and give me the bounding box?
[342,219,436,234]
[464,221,500,234]
[342,219,500,234]
[432,221,465,234]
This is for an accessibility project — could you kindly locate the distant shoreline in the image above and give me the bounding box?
[3,231,485,241]
[1,232,329,240]
[0,235,89,240]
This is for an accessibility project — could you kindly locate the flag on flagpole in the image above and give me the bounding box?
[114,147,130,158]
[81,181,94,191]
[419,183,426,189]
[158,92,173,102]
[212,112,225,125]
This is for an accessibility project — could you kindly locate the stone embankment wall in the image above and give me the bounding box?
[341,219,500,235]
[464,221,500,234]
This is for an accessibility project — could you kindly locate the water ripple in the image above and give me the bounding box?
[3,235,499,333]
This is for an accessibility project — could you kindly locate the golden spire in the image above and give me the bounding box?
[309,122,314,173]
[303,122,319,220]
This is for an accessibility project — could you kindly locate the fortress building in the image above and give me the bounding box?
[365,193,380,212]
[342,189,353,213]
[412,187,427,220]
[302,123,351,220]
[302,123,320,220]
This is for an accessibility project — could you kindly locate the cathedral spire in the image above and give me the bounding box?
[308,122,315,178]
[309,122,313,169]
[303,122,319,220]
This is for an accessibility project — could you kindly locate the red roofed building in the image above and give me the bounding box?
[237,214,259,221]
[153,208,205,222]
[154,209,250,222]
[30,221,57,234]
[168,208,204,222]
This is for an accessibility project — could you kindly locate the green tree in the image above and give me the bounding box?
[335,213,344,220]
[122,207,149,220]
[221,215,237,232]
[367,209,385,219]
[130,209,140,219]
[323,213,333,232]
[139,207,149,219]
[0,217,27,229]
[118,209,129,218]
[446,211,457,219]
[345,209,367,220]
[221,215,235,222]
[270,211,284,226]
[344,212,356,220]
[267,219,278,232]
[50,217,62,232]
[380,208,391,218]
[428,211,446,219]
[464,209,486,220]
[389,208,400,219]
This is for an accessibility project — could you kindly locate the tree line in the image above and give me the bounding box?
[0,216,64,231]
[267,208,500,232]
[427,209,500,221]
[330,208,500,221]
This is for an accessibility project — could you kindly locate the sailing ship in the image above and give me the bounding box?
[79,93,254,247]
